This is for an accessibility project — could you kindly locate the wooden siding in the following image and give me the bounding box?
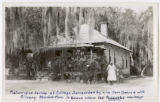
[104,43,130,75]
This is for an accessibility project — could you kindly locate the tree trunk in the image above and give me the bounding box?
[42,8,47,47]
[56,10,60,46]
[140,64,149,76]
[65,7,69,40]
[88,9,95,63]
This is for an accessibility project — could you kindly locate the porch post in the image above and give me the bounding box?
[61,49,64,80]
[90,47,93,63]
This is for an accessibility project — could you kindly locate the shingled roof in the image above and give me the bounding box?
[74,24,130,51]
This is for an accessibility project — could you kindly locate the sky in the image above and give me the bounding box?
[3,2,156,16]
[103,3,154,14]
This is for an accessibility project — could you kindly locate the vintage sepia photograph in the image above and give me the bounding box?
[2,2,159,102]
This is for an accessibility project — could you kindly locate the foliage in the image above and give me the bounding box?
[5,7,153,75]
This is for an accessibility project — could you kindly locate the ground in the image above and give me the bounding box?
[3,76,158,102]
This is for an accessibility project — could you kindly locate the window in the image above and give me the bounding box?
[109,48,111,62]
[122,57,124,68]
[56,50,62,56]
[109,56,111,63]
[114,51,116,64]
[114,57,116,64]
[126,60,127,68]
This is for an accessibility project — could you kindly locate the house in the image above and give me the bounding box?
[35,23,131,78]
[73,24,131,75]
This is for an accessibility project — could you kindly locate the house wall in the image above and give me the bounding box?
[103,43,130,75]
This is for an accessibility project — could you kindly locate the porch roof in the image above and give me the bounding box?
[39,43,93,52]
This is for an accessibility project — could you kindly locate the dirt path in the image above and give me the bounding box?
[3,77,157,101]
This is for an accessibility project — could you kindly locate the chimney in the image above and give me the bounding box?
[100,23,108,37]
